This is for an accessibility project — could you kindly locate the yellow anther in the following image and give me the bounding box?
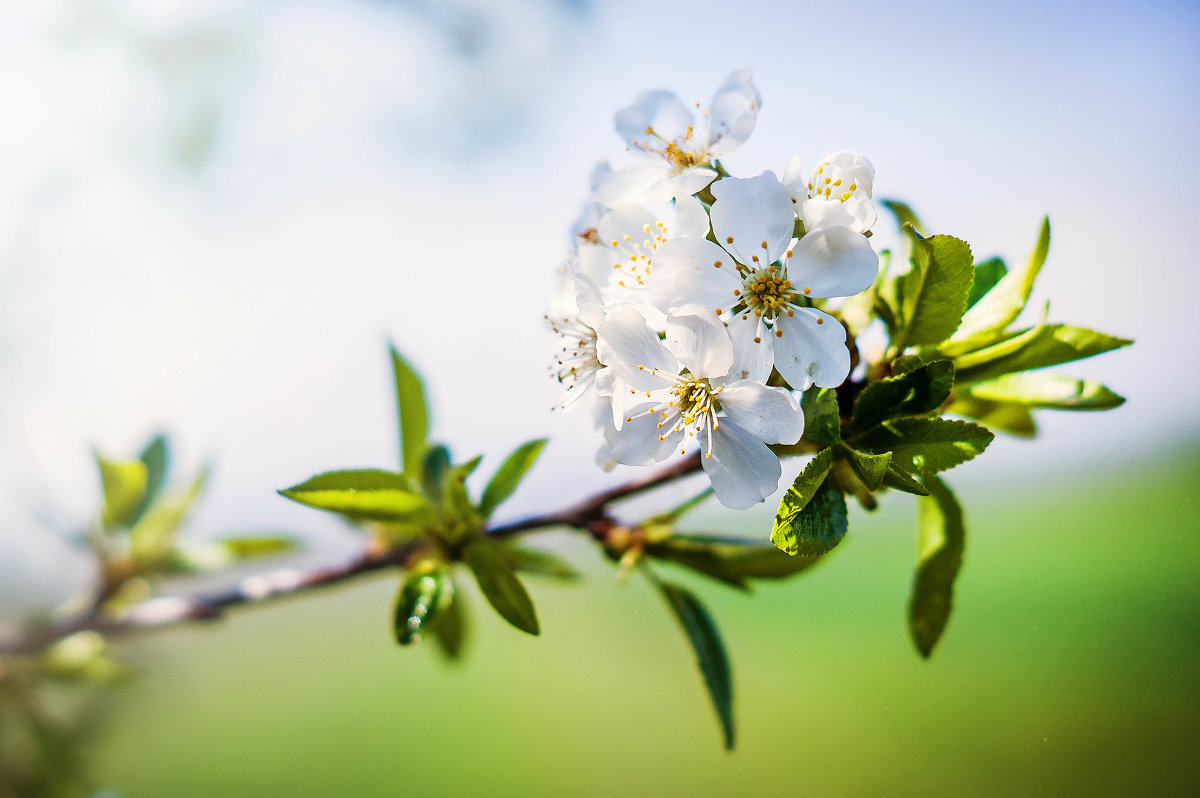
[761,240,769,249]
[637,365,644,370]
[803,287,812,295]
[775,329,783,338]
[726,236,734,243]
[714,260,722,268]
[753,336,762,343]
[816,317,824,325]
[715,308,723,315]
[787,309,795,317]
[833,178,842,186]
[623,234,633,241]
[786,249,793,257]
[644,126,653,134]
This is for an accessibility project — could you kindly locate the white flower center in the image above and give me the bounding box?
[627,371,723,458]
[807,160,866,204]
[607,221,670,288]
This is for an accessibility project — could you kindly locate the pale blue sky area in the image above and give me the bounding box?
[0,0,1196,566]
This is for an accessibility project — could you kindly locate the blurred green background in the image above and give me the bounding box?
[91,446,1200,797]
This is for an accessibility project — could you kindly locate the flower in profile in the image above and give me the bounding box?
[598,305,804,509]
[783,150,877,234]
[592,69,762,204]
[547,272,611,410]
[650,172,878,391]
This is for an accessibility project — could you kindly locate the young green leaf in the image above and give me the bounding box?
[851,360,955,431]
[945,397,1037,438]
[393,562,454,646]
[95,452,148,530]
[897,230,975,348]
[656,578,734,750]
[838,446,893,491]
[966,257,1007,308]
[643,488,715,527]
[964,372,1125,410]
[479,439,548,518]
[131,434,169,525]
[770,449,835,555]
[857,418,994,476]
[881,465,930,496]
[463,541,539,635]
[954,325,1132,384]
[881,199,925,236]
[909,475,965,658]
[278,470,434,524]
[953,217,1050,341]
[801,388,842,447]
[421,445,452,506]
[390,345,430,480]
[432,586,467,661]
[130,468,209,567]
[772,456,848,557]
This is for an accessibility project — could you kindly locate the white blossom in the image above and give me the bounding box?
[598,305,804,509]
[782,150,877,234]
[650,171,878,390]
[593,69,761,205]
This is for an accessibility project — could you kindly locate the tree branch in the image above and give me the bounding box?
[0,454,705,657]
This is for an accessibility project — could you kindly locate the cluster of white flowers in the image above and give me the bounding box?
[550,70,879,509]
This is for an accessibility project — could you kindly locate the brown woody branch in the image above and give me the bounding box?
[0,453,705,657]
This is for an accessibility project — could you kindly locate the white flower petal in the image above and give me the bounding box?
[781,155,806,201]
[717,380,805,445]
[650,237,741,313]
[706,68,761,157]
[616,90,695,148]
[788,226,879,298]
[650,167,718,201]
[673,195,711,239]
[596,304,679,390]
[604,406,684,466]
[725,314,773,383]
[702,419,782,509]
[591,165,668,207]
[801,196,877,235]
[665,305,734,378]
[573,273,605,328]
[772,307,851,390]
[710,172,796,265]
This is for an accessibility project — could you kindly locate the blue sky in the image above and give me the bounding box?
[0,0,1197,580]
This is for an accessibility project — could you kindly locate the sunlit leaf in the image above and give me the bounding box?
[964,372,1125,410]
[479,439,548,518]
[954,325,1132,384]
[909,475,965,658]
[463,540,539,635]
[966,257,1007,308]
[857,418,993,476]
[953,217,1050,340]
[898,229,975,348]
[851,359,954,431]
[278,470,433,524]
[801,388,841,447]
[945,397,1038,439]
[839,446,893,491]
[95,452,147,530]
[771,449,835,556]
[390,345,430,481]
[131,434,169,525]
[130,468,209,567]
[656,578,734,750]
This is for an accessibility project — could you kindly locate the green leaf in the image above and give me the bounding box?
[851,360,954,431]
[953,217,1050,341]
[278,469,434,524]
[502,545,581,581]
[390,345,430,480]
[421,445,452,505]
[770,449,835,555]
[454,454,484,479]
[839,446,893,491]
[857,418,994,476]
[881,199,925,236]
[463,540,539,635]
[801,388,841,447]
[950,317,1046,370]
[966,257,1007,308]
[648,534,821,589]
[432,585,467,660]
[954,325,1132,384]
[95,452,148,530]
[964,372,1125,410]
[131,434,169,525]
[218,535,298,559]
[129,468,209,566]
[393,562,454,646]
[167,535,299,572]
[479,439,548,519]
[945,397,1037,438]
[898,230,975,348]
[772,453,848,557]
[909,475,965,658]
[656,578,734,750]
[881,465,930,496]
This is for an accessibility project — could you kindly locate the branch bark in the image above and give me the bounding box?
[1,453,705,657]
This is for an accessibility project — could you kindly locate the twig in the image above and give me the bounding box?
[0,454,705,657]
